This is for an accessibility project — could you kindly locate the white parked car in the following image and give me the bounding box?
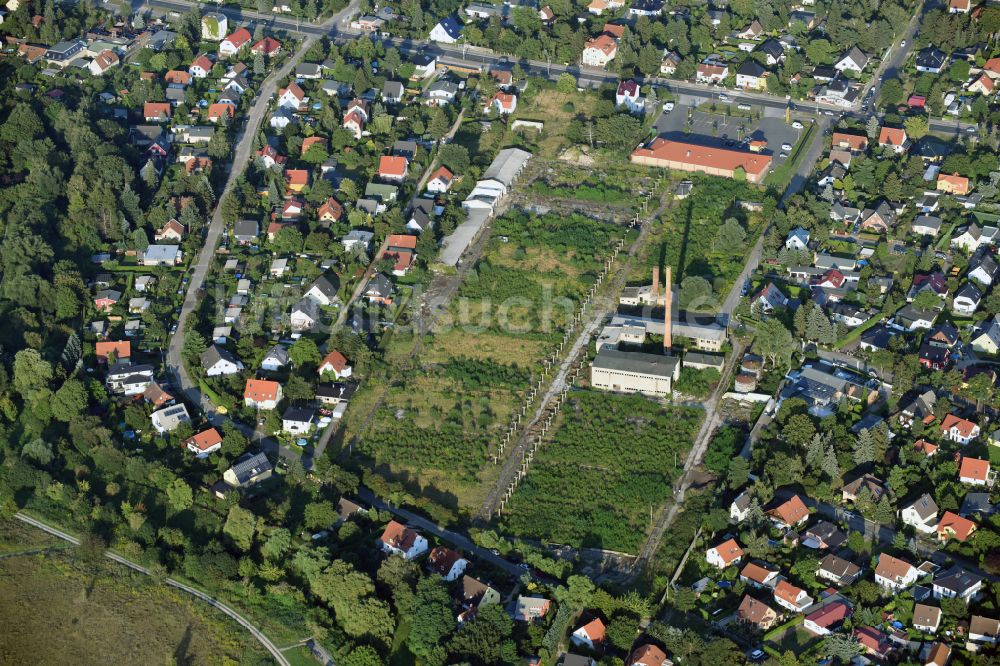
[663,102,674,112]
[781,142,792,150]
[791,121,804,129]
[737,103,751,111]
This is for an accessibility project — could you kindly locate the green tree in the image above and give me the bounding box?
[438,144,471,174]
[783,414,816,448]
[714,218,747,254]
[261,528,291,560]
[22,438,54,465]
[223,505,256,551]
[166,478,193,512]
[852,428,875,465]
[446,604,515,665]
[52,379,88,422]
[728,456,750,488]
[303,502,338,530]
[429,109,450,140]
[755,318,794,368]
[408,575,455,659]
[824,634,860,663]
[181,330,207,361]
[13,349,53,398]
[865,116,880,140]
[556,72,577,93]
[606,612,640,651]
[879,78,904,107]
[903,115,929,141]
[679,275,713,309]
[821,445,840,479]
[289,337,321,366]
[949,59,970,83]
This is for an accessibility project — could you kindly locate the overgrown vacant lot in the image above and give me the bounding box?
[0,538,266,664]
[500,391,701,553]
[636,177,775,305]
[348,212,627,515]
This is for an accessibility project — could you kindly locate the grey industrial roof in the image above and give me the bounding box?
[593,348,679,378]
[482,148,532,187]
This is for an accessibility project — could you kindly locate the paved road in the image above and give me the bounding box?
[632,339,746,574]
[166,38,320,411]
[354,488,525,577]
[15,512,292,666]
[142,0,983,128]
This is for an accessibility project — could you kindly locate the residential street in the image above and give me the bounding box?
[166,38,319,411]
[141,0,978,133]
[355,488,526,577]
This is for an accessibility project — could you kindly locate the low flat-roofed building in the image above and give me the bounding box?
[591,348,680,397]
[631,137,772,183]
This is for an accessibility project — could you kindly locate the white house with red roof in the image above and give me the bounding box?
[705,538,743,569]
[342,110,365,139]
[803,600,851,635]
[256,144,287,169]
[959,456,994,486]
[483,91,517,115]
[89,49,119,76]
[189,54,213,78]
[583,34,618,67]
[185,428,223,456]
[318,350,352,379]
[219,28,251,56]
[773,579,813,612]
[616,80,643,113]
[874,553,918,590]
[280,198,303,221]
[378,155,409,181]
[154,218,185,242]
[277,82,308,111]
[426,166,454,193]
[767,495,810,529]
[244,378,283,409]
[941,413,980,444]
[377,520,428,559]
[878,126,909,154]
[426,546,469,581]
[571,618,606,650]
[251,36,282,56]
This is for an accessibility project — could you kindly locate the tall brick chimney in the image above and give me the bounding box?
[664,266,672,352]
[651,266,659,299]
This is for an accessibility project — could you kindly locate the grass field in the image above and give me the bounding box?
[344,211,626,516]
[0,526,268,664]
[500,391,701,552]
[506,84,603,158]
[0,517,62,554]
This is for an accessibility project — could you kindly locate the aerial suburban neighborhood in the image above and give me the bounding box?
[1,0,1000,664]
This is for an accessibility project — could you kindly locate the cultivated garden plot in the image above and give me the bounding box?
[346,211,629,514]
[500,390,702,553]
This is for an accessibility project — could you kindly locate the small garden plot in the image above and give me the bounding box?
[500,391,701,553]
[349,211,625,511]
[353,360,529,505]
